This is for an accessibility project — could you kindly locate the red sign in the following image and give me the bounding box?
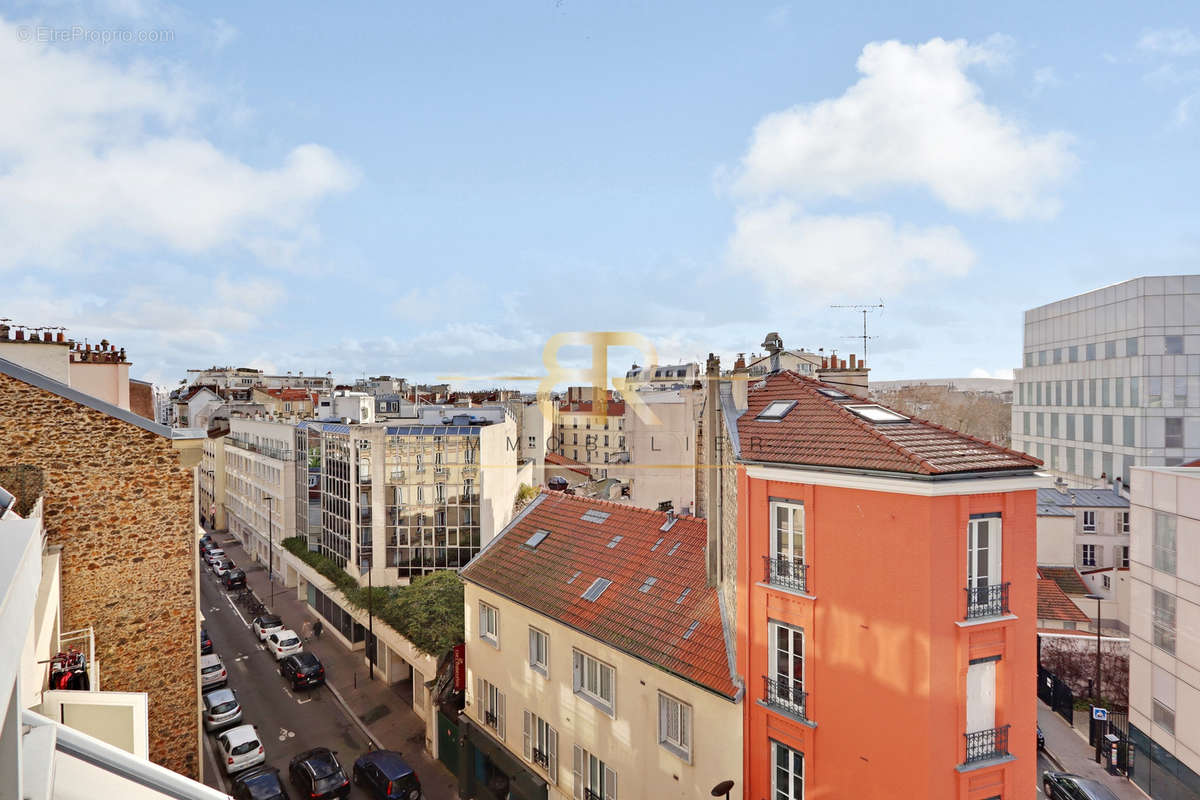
[453,643,466,690]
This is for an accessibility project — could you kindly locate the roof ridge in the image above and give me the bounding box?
[549,490,708,524]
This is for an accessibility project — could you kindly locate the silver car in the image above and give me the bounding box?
[202,687,242,731]
[200,653,227,689]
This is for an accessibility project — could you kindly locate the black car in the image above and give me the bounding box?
[200,627,213,655]
[353,750,421,800]
[223,569,247,590]
[231,765,291,800]
[289,748,350,800]
[1043,771,1121,800]
[280,652,325,689]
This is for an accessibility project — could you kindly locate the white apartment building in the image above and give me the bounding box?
[224,418,297,571]
[1012,275,1200,488]
[198,434,227,530]
[186,366,333,391]
[1127,465,1200,799]
[606,387,700,514]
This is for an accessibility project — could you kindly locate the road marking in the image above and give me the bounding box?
[278,727,295,741]
[208,606,221,613]
[296,697,312,705]
[223,592,250,627]
[234,654,249,662]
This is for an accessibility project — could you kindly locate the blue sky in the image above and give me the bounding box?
[2,1,1198,388]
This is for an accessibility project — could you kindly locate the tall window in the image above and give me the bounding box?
[1165,335,1183,355]
[529,627,549,676]
[771,500,805,565]
[573,650,615,715]
[1152,590,1176,655]
[1081,544,1096,567]
[476,677,506,738]
[1165,417,1183,449]
[967,516,1003,614]
[415,453,424,472]
[769,621,805,715]
[479,601,499,646]
[772,741,804,800]
[573,747,616,800]
[522,711,558,781]
[1121,512,1130,534]
[1153,513,1177,574]
[1121,545,1130,568]
[658,693,692,761]
[1082,511,1096,533]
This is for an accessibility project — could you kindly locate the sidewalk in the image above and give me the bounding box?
[208,528,460,800]
[1038,701,1148,800]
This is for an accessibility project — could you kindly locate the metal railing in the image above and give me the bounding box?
[532,747,549,769]
[484,710,498,729]
[762,674,808,720]
[584,790,601,800]
[763,556,809,594]
[964,582,1010,620]
[963,724,1010,764]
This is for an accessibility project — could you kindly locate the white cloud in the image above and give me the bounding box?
[1032,66,1062,96]
[0,16,357,271]
[1138,27,1200,56]
[969,367,1014,380]
[1173,92,1200,126]
[733,37,1075,220]
[728,201,975,297]
[211,17,237,49]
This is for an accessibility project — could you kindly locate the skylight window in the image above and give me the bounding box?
[845,404,908,424]
[606,535,623,549]
[817,387,849,399]
[756,400,797,421]
[682,620,701,640]
[581,509,611,524]
[638,577,657,593]
[581,578,612,602]
[675,588,691,604]
[668,542,681,556]
[524,529,550,549]
[567,570,582,585]
[650,537,665,551]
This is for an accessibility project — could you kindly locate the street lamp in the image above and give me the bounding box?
[360,558,375,681]
[711,780,734,800]
[261,490,275,608]
[1086,593,1104,701]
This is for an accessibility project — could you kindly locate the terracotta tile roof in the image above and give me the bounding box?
[736,371,1042,476]
[263,388,313,402]
[544,452,592,477]
[1037,566,1090,596]
[1037,579,1091,623]
[558,400,626,416]
[460,492,736,699]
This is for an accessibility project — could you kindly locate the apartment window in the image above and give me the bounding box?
[1086,343,1096,361]
[1024,352,1034,367]
[528,627,548,676]
[1152,666,1176,735]
[1130,377,1139,406]
[1081,544,1096,567]
[1105,340,1116,359]
[1053,348,1063,364]
[573,650,615,715]
[1126,337,1138,356]
[1083,450,1094,477]
[1024,412,1031,435]
[1102,574,1111,590]
[1075,379,1084,406]
[572,747,616,800]
[464,478,474,497]
[1083,415,1093,443]
[415,454,424,472]
[772,741,804,800]
[1122,512,1130,534]
[476,677,506,738]
[658,693,692,761]
[1153,513,1177,574]
[1153,700,1176,735]
[1083,511,1096,533]
[1123,416,1135,447]
[522,711,558,780]
[1088,378,1096,406]
[1165,335,1183,355]
[435,483,446,503]
[771,501,805,565]
[479,601,499,646]
[1066,414,1076,441]
[1039,350,1048,365]
[1037,413,1045,436]
[1120,545,1130,568]
[1101,379,1110,407]
[1051,414,1060,438]
[1068,345,1079,362]
[1149,377,1162,407]
[1066,448,1076,475]
[1115,377,1124,408]
[769,621,805,715]
[1165,417,1183,449]
[1102,415,1113,444]
[1066,382,1074,407]
[1152,589,1176,655]
[1174,376,1188,407]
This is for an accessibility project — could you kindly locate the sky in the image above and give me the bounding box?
[2,1,1199,389]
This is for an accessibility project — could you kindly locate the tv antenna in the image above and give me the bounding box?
[830,300,884,360]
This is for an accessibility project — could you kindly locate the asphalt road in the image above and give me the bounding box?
[199,559,379,798]
[1036,749,1057,796]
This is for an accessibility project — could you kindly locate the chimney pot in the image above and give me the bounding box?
[56,331,64,342]
[849,354,857,369]
[15,329,24,341]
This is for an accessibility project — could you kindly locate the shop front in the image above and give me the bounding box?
[456,717,547,800]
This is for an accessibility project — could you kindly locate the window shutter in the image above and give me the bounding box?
[548,727,558,784]
[573,651,582,690]
[603,766,618,800]
[476,676,484,715]
[529,628,536,665]
[523,711,531,761]
[479,603,486,637]
[572,746,584,800]
[498,691,506,739]
[658,694,667,742]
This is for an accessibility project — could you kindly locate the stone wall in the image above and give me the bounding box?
[0,373,199,778]
[130,381,156,421]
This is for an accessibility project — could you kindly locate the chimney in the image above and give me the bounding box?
[1054,476,1069,495]
[732,353,749,412]
[849,354,856,369]
[1113,476,1123,496]
[704,353,720,587]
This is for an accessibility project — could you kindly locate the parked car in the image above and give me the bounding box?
[353,750,421,800]
[289,748,350,799]
[267,629,303,660]
[199,534,214,550]
[205,548,226,565]
[1037,725,1045,751]
[200,627,213,655]
[1042,772,1121,800]
[202,687,243,731]
[252,614,285,642]
[231,765,291,800]
[218,724,265,775]
[280,652,325,689]
[200,653,228,689]
[223,569,247,590]
[213,558,236,577]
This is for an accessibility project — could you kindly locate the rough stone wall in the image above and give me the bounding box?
[129,381,156,421]
[0,373,199,778]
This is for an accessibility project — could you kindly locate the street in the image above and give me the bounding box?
[199,547,379,798]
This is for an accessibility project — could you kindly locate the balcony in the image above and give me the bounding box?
[585,790,601,800]
[484,710,498,730]
[964,582,1010,620]
[763,556,809,595]
[762,674,808,722]
[462,466,478,478]
[962,725,1010,765]
[532,747,549,769]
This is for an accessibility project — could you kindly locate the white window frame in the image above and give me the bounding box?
[1153,589,1176,655]
[522,710,558,783]
[1082,511,1096,533]
[1153,513,1177,575]
[770,500,805,563]
[1102,574,1111,590]
[768,620,805,717]
[529,627,549,676]
[1081,544,1096,567]
[573,650,615,716]
[1121,512,1130,534]
[657,692,692,762]
[967,516,1003,591]
[572,746,616,800]
[479,601,499,647]
[475,676,506,739]
[771,740,804,800]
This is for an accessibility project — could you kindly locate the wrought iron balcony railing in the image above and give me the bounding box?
[532,747,549,769]
[584,789,601,800]
[762,674,808,721]
[484,710,498,729]
[964,582,1010,620]
[963,724,1010,765]
[763,556,809,594]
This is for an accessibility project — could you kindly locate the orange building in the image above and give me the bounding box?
[716,369,1044,800]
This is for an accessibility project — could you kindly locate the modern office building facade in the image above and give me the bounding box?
[1012,276,1200,488]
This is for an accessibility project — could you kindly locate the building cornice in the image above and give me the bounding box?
[743,463,1051,497]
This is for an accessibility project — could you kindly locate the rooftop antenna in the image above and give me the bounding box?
[830,300,884,360]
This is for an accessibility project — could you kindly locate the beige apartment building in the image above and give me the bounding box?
[1128,465,1200,798]
[224,417,297,571]
[199,434,228,530]
[457,493,742,800]
[607,387,701,514]
[552,388,626,468]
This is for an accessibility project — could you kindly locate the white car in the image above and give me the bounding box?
[216,724,265,774]
[212,558,236,577]
[205,548,225,565]
[200,653,227,689]
[252,614,284,642]
[266,629,302,660]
